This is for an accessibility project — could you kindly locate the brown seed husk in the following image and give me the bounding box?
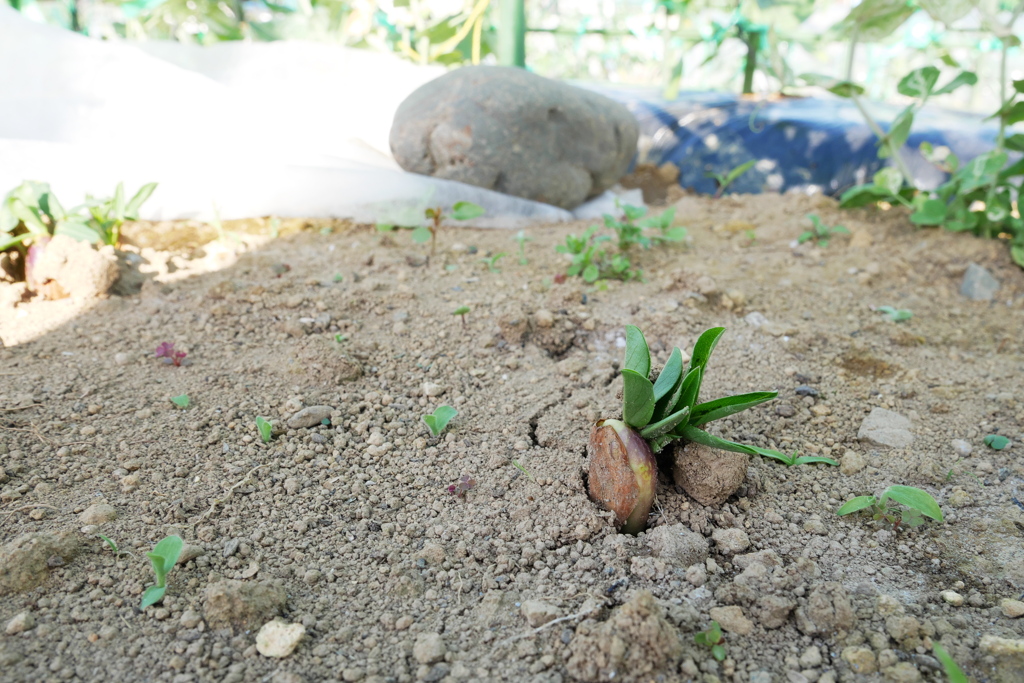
[587,420,656,533]
[671,441,747,506]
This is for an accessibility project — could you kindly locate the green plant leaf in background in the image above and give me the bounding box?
[256,416,273,443]
[451,201,485,221]
[170,394,190,408]
[652,347,683,402]
[932,643,969,683]
[837,495,878,516]
[983,434,1009,450]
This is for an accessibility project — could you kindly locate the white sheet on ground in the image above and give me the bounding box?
[0,7,603,228]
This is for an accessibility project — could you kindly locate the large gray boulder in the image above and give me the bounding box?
[389,66,638,210]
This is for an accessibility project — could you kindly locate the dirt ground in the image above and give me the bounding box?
[1,192,1023,683]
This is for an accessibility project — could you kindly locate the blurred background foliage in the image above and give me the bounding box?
[5,0,1021,114]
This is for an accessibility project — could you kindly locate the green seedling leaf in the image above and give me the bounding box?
[983,434,1009,450]
[54,219,101,244]
[621,369,656,429]
[678,425,759,455]
[422,405,458,437]
[897,66,940,98]
[882,485,943,522]
[170,394,190,409]
[652,347,684,402]
[125,182,158,218]
[874,167,904,196]
[411,226,432,243]
[255,416,273,443]
[688,327,725,378]
[837,496,879,516]
[932,643,968,683]
[141,535,183,609]
[511,459,535,481]
[755,449,797,465]
[98,534,119,554]
[711,644,726,661]
[793,455,840,467]
[674,365,703,417]
[877,306,912,322]
[451,201,485,221]
[689,391,777,427]
[640,407,690,442]
[623,325,651,378]
[141,586,167,609]
[933,70,977,96]
[452,306,470,316]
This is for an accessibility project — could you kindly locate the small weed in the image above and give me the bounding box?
[155,342,187,367]
[255,416,273,443]
[837,485,943,530]
[141,535,183,609]
[452,306,470,325]
[984,434,1009,450]
[170,394,190,409]
[556,226,641,284]
[756,449,839,467]
[416,201,485,254]
[332,273,344,282]
[480,252,506,272]
[694,621,727,661]
[447,474,475,498]
[511,459,535,481]
[932,643,968,683]
[877,305,912,322]
[798,214,850,247]
[514,230,532,264]
[707,159,756,198]
[334,333,348,343]
[422,405,457,437]
[97,534,127,557]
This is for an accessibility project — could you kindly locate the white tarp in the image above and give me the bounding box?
[0,6,580,227]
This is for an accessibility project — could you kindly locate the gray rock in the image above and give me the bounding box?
[951,439,972,457]
[78,503,117,526]
[286,405,332,429]
[203,579,287,629]
[520,600,560,627]
[711,528,750,554]
[960,263,1000,301]
[0,532,81,596]
[858,408,914,449]
[795,582,856,636]
[412,632,446,665]
[646,524,709,567]
[390,66,638,210]
[5,611,35,634]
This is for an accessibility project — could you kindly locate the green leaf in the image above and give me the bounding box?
[0,231,30,251]
[831,0,915,42]
[1011,244,1024,269]
[983,434,1009,450]
[793,455,840,467]
[422,405,458,437]
[909,198,947,225]
[755,449,796,465]
[411,226,432,244]
[623,325,651,378]
[878,108,913,157]
[621,369,656,429]
[54,220,101,244]
[882,485,943,522]
[674,365,703,417]
[639,406,690,441]
[151,535,183,574]
[679,425,757,455]
[256,416,273,443]
[874,167,904,196]
[170,394,190,409]
[799,73,863,97]
[932,643,969,683]
[11,201,49,235]
[452,306,470,316]
[708,621,722,643]
[451,201,485,221]
[582,263,600,283]
[711,644,726,661]
[140,585,167,609]
[113,182,126,223]
[125,182,158,219]
[932,71,977,96]
[652,348,683,402]
[688,327,725,377]
[689,391,777,427]
[42,192,66,222]
[836,496,878,516]
[896,67,940,98]
[724,160,756,186]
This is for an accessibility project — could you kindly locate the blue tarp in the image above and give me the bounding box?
[590,87,999,197]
